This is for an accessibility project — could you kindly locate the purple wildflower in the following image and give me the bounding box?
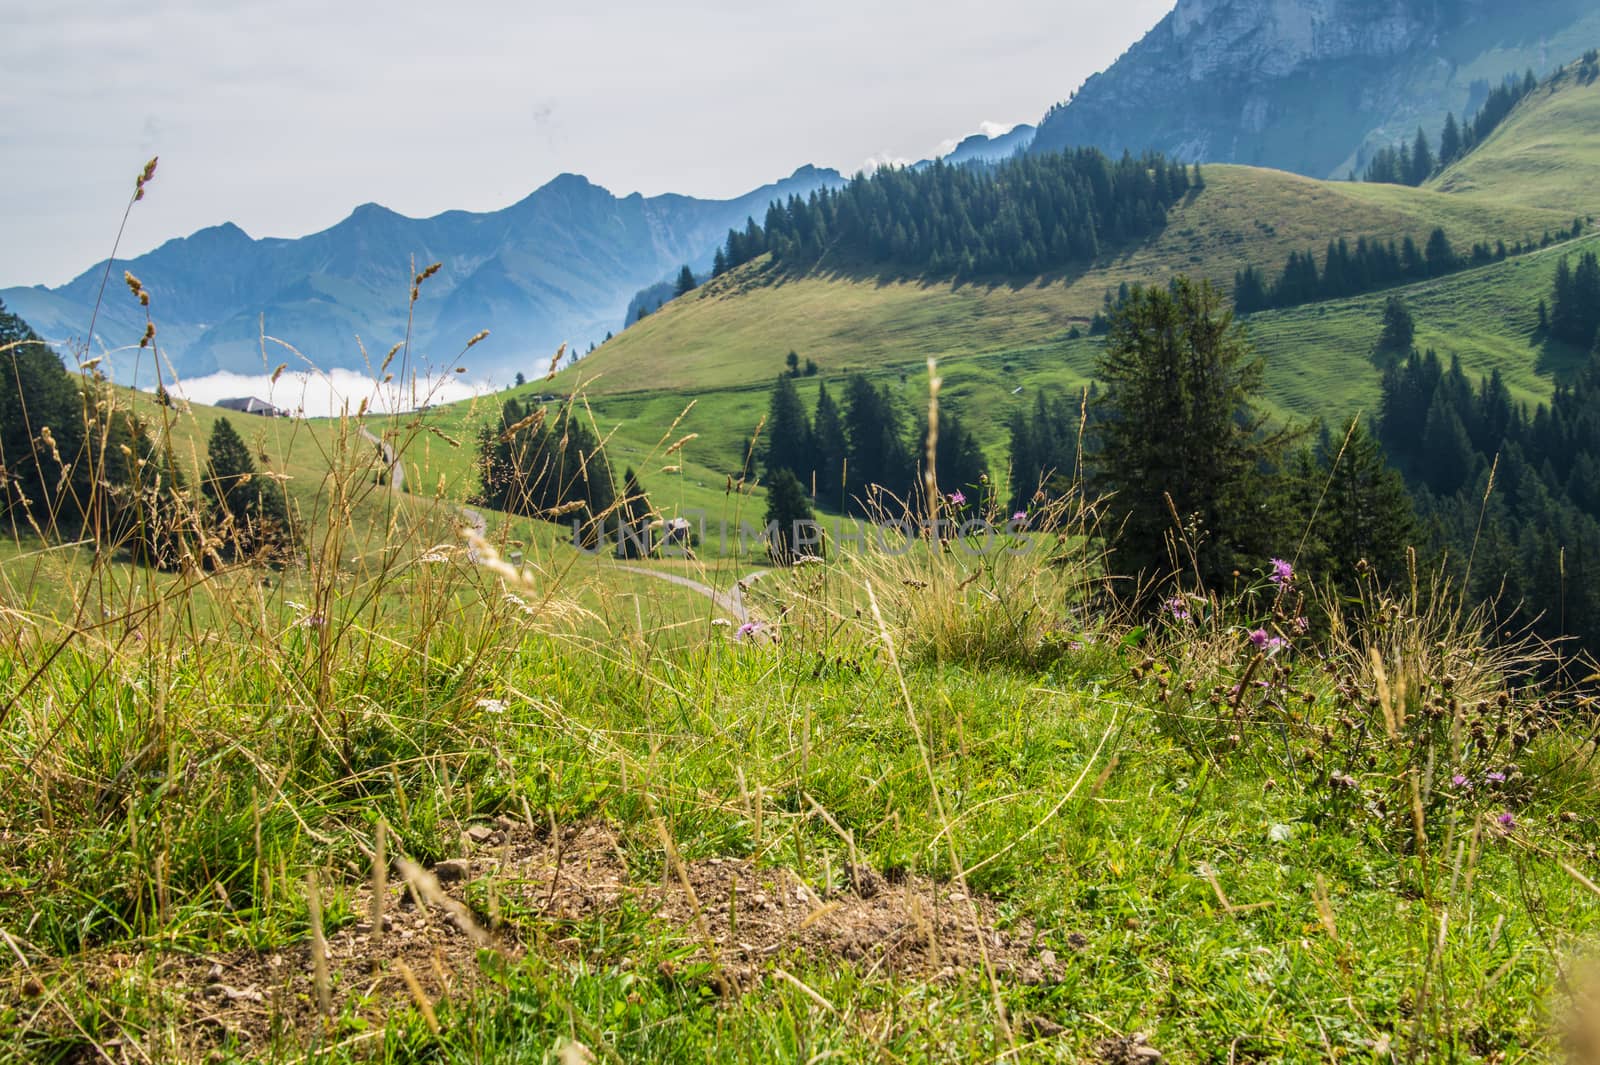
[948,490,967,506]
[1249,628,1287,654]
[1012,510,1029,527]
[1497,812,1516,828]
[1269,558,1294,587]
[735,621,763,640]
[1164,596,1192,622]
[1451,774,1469,788]
[1486,771,1507,784]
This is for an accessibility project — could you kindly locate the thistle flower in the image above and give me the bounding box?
[1269,558,1293,586]
[1248,628,1287,653]
[1497,812,1516,828]
[1486,771,1507,783]
[1451,774,1469,789]
[948,490,966,506]
[735,621,764,641]
[1011,510,1029,526]
[1164,596,1191,622]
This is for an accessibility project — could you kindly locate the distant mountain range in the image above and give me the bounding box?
[1,166,845,385]
[1031,0,1600,178]
[15,0,1600,388]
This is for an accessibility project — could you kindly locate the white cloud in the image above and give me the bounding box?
[977,120,1024,139]
[157,368,493,419]
[0,0,1177,288]
[860,152,913,175]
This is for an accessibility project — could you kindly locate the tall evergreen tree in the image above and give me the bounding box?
[764,469,820,565]
[1302,417,1421,584]
[1439,112,1463,167]
[1090,277,1297,588]
[1409,127,1435,185]
[202,416,296,562]
[810,382,847,504]
[762,374,814,487]
[674,266,698,297]
[1376,296,1416,358]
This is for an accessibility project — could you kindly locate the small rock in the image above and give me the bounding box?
[204,984,264,1005]
[1039,949,1058,967]
[466,825,496,844]
[433,858,471,883]
[205,963,224,985]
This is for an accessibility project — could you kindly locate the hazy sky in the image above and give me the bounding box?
[1,0,1172,289]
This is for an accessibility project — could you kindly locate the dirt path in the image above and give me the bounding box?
[360,426,403,493]
[613,565,770,624]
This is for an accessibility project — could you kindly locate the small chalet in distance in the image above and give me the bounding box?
[216,396,289,418]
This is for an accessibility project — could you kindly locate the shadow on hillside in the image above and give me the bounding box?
[724,183,1208,305]
[1535,333,1592,384]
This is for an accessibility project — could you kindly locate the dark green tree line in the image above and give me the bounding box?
[716,148,1191,280]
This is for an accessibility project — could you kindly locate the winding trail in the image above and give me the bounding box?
[367,416,765,622]
[360,427,404,494]
[612,565,771,624]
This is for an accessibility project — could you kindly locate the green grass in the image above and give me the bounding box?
[440,232,1600,499]
[562,164,1573,399]
[1433,59,1600,216]
[4,502,1599,1062]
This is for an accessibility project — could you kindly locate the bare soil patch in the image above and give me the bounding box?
[11,820,1068,1056]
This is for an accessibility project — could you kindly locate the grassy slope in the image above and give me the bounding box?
[563,164,1572,399]
[6,532,1599,1062]
[1432,61,1600,216]
[507,232,1600,491]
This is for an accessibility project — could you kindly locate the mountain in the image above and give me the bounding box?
[917,124,1037,169]
[1,166,844,385]
[1030,0,1600,179]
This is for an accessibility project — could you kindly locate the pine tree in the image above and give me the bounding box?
[810,382,847,504]
[1439,112,1463,167]
[1409,128,1435,185]
[764,469,820,565]
[762,374,814,487]
[929,405,988,503]
[842,375,913,512]
[1376,296,1416,359]
[1314,417,1421,584]
[202,416,295,563]
[1420,392,1475,496]
[1091,278,1298,589]
[674,265,697,297]
[0,299,87,535]
[1424,228,1456,276]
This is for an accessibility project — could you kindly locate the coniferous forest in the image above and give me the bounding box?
[1360,70,1540,186]
[715,148,1196,279]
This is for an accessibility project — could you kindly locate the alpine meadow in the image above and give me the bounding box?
[8,4,1600,1063]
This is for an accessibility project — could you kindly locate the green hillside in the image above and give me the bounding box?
[566,164,1571,399]
[389,231,1594,511]
[1432,56,1600,215]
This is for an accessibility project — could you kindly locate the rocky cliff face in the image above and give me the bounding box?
[1032,0,1600,177]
